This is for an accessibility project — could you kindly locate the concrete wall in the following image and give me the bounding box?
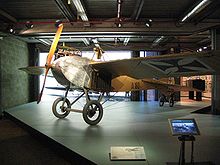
[0,36,29,116]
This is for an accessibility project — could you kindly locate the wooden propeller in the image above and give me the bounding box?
[37,23,63,103]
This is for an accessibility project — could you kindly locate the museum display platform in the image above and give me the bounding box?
[4,98,220,165]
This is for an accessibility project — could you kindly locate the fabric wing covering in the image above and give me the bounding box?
[89,50,220,79]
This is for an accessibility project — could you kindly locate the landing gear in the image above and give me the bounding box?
[83,100,103,125]
[159,95,165,107]
[52,86,104,125]
[52,97,70,118]
[159,93,175,107]
[169,97,174,107]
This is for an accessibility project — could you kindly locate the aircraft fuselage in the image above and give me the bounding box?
[51,56,92,89]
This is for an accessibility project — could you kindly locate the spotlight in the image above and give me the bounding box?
[7,24,15,34]
[9,28,14,33]
[115,22,122,28]
[145,19,152,28]
[25,21,34,29]
[55,20,62,28]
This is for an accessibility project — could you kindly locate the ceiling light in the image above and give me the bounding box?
[154,36,164,44]
[152,36,165,46]
[72,0,88,21]
[55,20,62,28]
[9,28,14,33]
[82,38,90,46]
[81,15,88,21]
[124,37,130,46]
[181,0,211,22]
[25,21,34,29]
[145,19,152,28]
[38,39,52,46]
[7,24,15,34]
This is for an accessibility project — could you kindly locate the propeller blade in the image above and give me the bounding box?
[37,23,64,103]
[46,24,63,66]
[37,68,49,104]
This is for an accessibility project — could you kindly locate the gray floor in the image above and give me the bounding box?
[4,98,220,165]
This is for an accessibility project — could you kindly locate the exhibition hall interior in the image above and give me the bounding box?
[1,0,220,164]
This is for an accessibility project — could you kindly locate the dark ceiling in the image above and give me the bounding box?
[0,0,220,52]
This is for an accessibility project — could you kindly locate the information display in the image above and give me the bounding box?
[110,146,146,161]
[169,118,200,136]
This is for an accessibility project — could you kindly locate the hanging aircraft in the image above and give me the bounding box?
[20,23,220,125]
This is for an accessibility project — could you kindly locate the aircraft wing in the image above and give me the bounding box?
[19,66,53,77]
[90,50,220,79]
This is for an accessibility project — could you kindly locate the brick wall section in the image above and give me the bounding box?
[0,36,29,114]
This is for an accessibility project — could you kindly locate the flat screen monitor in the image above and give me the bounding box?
[169,118,200,136]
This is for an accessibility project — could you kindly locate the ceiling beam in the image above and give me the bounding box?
[0,9,17,23]
[18,20,220,37]
[54,0,76,22]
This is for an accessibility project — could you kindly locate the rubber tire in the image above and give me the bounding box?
[159,96,165,107]
[52,97,71,118]
[83,100,103,125]
[169,97,174,107]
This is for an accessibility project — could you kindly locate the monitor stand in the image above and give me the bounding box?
[178,135,195,165]
[167,135,214,165]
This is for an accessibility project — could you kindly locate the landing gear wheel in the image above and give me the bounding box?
[169,97,174,107]
[159,96,165,107]
[52,97,71,118]
[83,100,103,125]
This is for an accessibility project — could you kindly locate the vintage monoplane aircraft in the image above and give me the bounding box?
[20,23,220,125]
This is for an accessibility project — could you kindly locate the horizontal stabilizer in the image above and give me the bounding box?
[19,66,45,75]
